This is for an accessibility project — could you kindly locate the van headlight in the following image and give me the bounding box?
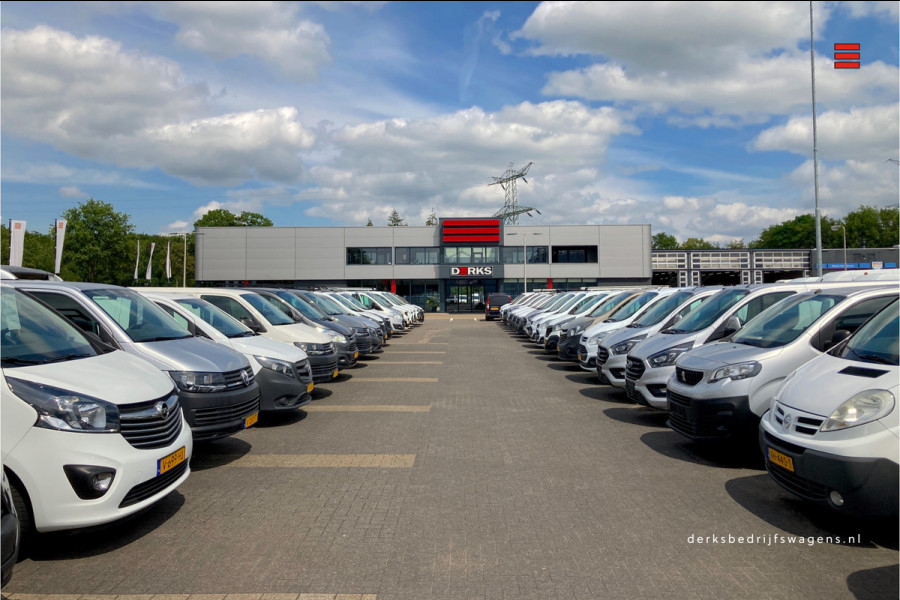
[647,342,693,368]
[821,390,895,432]
[169,371,227,393]
[254,355,296,379]
[317,328,346,343]
[708,361,761,383]
[611,335,647,355]
[589,331,611,345]
[6,377,120,432]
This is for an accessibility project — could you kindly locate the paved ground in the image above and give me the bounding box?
[4,316,898,599]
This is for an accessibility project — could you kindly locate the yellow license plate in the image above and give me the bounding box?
[577,354,583,361]
[333,369,339,378]
[307,383,314,393]
[354,351,359,358]
[244,412,258,429]
[767,447,794,472]
[158,446,186,476]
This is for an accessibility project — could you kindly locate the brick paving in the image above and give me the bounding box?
[3,317,897,599]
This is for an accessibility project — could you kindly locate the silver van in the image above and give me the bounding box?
[6,281,260,441]
[667,286,897,441]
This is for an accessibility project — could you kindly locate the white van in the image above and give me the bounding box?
[760,297,899,516]
[139,291,315,413]
[597,287,721,387]
[667,286,897,441]
[1,286,192,541]
[144,288,340,384]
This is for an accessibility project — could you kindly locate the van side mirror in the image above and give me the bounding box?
[722,316,742,336]
[825,328,852,350]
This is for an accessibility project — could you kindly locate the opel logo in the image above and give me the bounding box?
[241,369,250,386]
[783,414,793,431]
[155,400,170,418]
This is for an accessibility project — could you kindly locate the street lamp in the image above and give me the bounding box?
[507,232,541,293]
[166,232,189,286]
[831,225,847,271]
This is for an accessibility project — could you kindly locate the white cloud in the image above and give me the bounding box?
[514,2,898,124]
[1,26,316,185]
[162,220,191,234]
[752,104,900,162]
[841,1,899,19]
[153,1,331,81]
[59,186,88,198]
[787,159,900,215]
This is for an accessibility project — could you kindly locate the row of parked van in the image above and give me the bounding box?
[498,271,899,518]
[0,280,423,583]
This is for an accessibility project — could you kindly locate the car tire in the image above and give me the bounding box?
[9,476,32,554]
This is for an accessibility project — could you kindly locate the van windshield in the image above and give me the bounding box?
[732,294,841,348]
[631,292,692,327]
[274,291,328,320]
[310,293,348,316]
[240,293,295,326]
[838,299,899,366]
[589,292,630,317]
[606,291,658,323]
[1,287,97,366]
[667,288,751,334]
[85,288,191,343]
[175,297,251,338]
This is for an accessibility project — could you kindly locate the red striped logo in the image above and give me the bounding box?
[834,43,860,69]
[442,218,501,244]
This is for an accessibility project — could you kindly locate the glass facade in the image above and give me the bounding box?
[347,247,393,265]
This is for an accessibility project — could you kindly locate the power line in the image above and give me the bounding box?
[489,161,540,225]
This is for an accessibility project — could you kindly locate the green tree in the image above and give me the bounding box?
[425,209,438,227]
[193,209,272,228]
[366,218,374,227]
[840,205,899,249]
[749,214,840,249]
[725,239,746,249]
[387,209,406,226]
[680,237,719,250]
[651,232,679,249]
[61,198,134,283]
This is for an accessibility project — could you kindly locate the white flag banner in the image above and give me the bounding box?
[54,219,67,274]
[134,240,141,279]
[145,242,156,281]
[9,220,26,267]
[165,241,172,279]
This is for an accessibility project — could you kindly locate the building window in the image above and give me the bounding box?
[347,247,392,265]
[396,247,440,265]
[443,246,502,264]
[552,246,597,263]
[501,246,549,264]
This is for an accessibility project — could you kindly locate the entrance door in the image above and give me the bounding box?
[445,280,497,312]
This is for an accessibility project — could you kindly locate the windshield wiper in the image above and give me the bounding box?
[856,354,895,365]
[1,357,46,366]
[141,335,192,342]
[45,353,94,363]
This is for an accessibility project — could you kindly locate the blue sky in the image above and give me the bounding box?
[2,1,898,244]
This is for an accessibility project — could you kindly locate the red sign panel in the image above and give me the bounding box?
[442,218,501,244]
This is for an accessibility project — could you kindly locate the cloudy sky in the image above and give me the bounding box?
[2,1,898,244]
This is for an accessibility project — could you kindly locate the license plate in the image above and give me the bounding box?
[158,446,186,476]
[491,307,499,311]
[307,383,314,393]
[354,351,359,358]
[333,369,339,378]
[244,412,258,429]
[767,447,794,472]
[577,354,583,362]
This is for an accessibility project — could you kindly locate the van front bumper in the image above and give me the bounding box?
[335,341,359,368]
[181,383,261,441]
[666,389,755,440]
[760,429,900,517]
[255,368,311,412]
[309,354,340,383]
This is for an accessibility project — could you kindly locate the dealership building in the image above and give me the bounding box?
[195,218,898,312]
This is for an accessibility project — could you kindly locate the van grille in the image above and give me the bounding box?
[119,394,183,449]
[596,347,610,366]
[675,367,704,386]
[293,360,313,384]
[311,357,339,381]
[625,358,646,381]
[191,395,259,426]
[119,461,188,508]
[767,462,828,500]
[223,367,254,389]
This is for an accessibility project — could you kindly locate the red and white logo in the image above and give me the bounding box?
[451,266,493,276]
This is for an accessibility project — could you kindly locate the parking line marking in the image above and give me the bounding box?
[345,377,438,383]
[305,405,431,412]
[387,351,446,354]
[4,595,378,600]
[224,454,416,468]
[371,361,443,365]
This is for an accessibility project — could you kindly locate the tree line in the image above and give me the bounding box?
[652,205,898,251]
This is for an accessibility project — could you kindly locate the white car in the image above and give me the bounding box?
[760,297,899,516]
[1,286,192,540]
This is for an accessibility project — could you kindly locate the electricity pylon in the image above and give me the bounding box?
[489,161,540,225]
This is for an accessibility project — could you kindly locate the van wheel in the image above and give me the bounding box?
[9,476,33,554]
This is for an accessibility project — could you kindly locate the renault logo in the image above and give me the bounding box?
[241,369,250,386]
[155,400,170,418]
[783,413,793,431]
